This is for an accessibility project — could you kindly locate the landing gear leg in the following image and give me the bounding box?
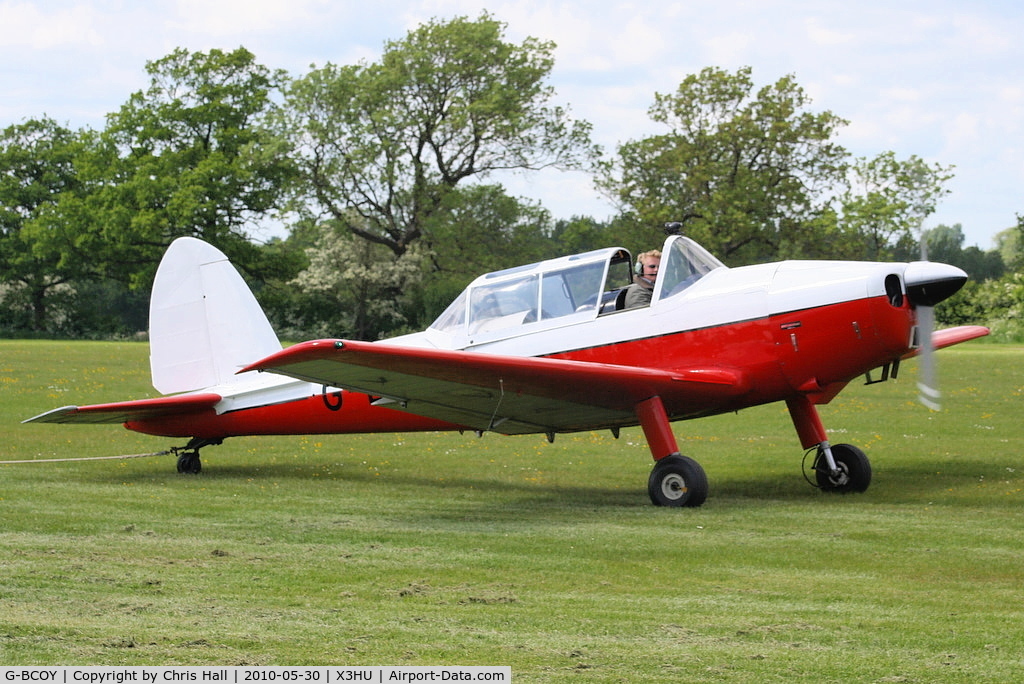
[636,396,708,507]
[172,438,222,474]
[787,395,871,494]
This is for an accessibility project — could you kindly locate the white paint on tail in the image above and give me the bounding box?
[149,237,282,395]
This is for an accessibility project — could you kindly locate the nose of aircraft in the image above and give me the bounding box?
[904,261,969,307]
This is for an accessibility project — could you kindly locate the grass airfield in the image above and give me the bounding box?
[2,340,1024,681]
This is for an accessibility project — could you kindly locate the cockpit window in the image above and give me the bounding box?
[543,261,606,317]
[657,237,725,301]
[469,275,539,334]
[427,246,638,336]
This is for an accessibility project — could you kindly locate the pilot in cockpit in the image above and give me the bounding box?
[623,250,661,309]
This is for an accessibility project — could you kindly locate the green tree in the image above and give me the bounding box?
[423,185,554,275]
[0,117,90,333]
[839,152,954,260]
[414,185,557,329]
[291,219,430,340]
[551,216,610,255]
[994,224,1020,271]
[289,186,557,339]
[73,47,295,287]
[922,224,1003,282]
[1008,214,1024,271]
[600,66,849,265]
[946,271,1024,341]
[924,223,967,263]
[281,13,598,259]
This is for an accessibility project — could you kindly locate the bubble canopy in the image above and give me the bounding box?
[429,235,725,336]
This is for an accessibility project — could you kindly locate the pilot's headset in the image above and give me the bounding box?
[634,256,649,276]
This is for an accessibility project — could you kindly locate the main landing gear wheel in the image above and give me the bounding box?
[648,454,708,507]
[815,443,871,493]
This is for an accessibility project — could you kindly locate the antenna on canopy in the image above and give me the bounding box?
[664,222,684,236]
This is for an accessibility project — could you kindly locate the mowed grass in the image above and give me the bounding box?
[2,339,1024,681]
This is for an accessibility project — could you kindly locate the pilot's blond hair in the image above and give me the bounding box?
[637,250,661,264]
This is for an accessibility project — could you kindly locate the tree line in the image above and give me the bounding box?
[2,13,1021,342]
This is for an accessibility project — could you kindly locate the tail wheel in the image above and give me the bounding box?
[648,455,708,507]
[815,443,871,493]
[176,450,202,474]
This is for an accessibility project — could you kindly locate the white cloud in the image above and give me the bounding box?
[2,0,1022,246]
[942,113,982,152]
[803,16,856,47]
[698,30,755,68]
[948,11,1014,55]
[170,0,306,34]
[0,0,103,49]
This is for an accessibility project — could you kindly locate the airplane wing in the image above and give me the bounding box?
[241,340,749,435]
[901,325,990,359]
[23,393,222,425]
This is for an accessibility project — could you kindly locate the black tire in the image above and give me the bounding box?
[815,443,870,493]
[176,451,202,475]
[648,455,708,507]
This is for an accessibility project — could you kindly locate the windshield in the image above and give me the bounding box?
[430,290,468,333]
[657,236,725,301]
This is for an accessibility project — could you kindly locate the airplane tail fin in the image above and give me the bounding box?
[149,237,282,395]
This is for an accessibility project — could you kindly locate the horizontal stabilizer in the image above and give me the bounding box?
[23,393,222,425]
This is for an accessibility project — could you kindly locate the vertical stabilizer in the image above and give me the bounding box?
[149,237,282,395]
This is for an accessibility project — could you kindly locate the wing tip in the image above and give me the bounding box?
[931,325,991,351]
[238,339,348,375]
[22,406,81,424]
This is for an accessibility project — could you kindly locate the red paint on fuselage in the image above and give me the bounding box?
[126,294,915,441]
[550,293,914,418]
[127,390,456,439]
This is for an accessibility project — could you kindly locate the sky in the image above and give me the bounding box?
[2,0,1022,249]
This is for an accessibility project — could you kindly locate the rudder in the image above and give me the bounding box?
[149,237,282,394]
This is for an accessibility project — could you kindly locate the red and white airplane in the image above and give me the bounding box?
[25,230,989,506]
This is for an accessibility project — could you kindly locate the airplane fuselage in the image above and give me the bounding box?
[127,259,918,440]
